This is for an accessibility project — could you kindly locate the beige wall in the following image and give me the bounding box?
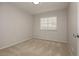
[77,3,79,56]
[68,2,77,55]
[33,9,68,43]
[0,3,33,49]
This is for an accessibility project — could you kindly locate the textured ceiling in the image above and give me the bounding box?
[12,2,69,14]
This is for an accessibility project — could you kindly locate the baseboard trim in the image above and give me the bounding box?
[33,37,67,43]
[0,37,32,50]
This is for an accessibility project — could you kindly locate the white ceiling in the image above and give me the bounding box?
[13,2,69,15]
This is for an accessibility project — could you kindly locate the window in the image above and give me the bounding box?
[40,17,57,30]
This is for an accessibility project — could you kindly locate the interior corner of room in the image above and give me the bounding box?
[0,2,79,56]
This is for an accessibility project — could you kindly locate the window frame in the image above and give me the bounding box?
[40,16,57,31]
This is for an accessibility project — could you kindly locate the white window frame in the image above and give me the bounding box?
[40,16,57,30]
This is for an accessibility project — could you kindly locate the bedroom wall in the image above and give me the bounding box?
[67,2,77,55]
[33,9,68,43]
[0,3,33,49]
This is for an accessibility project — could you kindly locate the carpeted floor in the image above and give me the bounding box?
[0,39,70,56]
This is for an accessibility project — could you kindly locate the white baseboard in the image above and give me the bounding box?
[0,37,32,50]
[33,37,67,43]
[0,37,67,49]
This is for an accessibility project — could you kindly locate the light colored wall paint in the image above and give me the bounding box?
[77,3,79,56]
[0,3,33,49]
[33,9,68,43]
[68,2,77,55]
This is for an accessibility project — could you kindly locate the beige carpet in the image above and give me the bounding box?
[0,39,70,56]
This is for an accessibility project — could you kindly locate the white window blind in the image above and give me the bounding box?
[40,17,57,30]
